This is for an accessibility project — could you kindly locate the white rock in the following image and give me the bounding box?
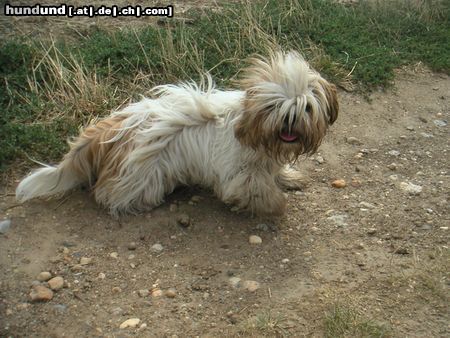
[249,235,262,245]
[37,271,52,282]
[151,244,164,253]
[110,252,119,259]
[0,219,11,234]
[228,277,241,288]
[388,150,400,156]
[359,202,375,209]
[119,318,140,329]
[400,182,422,195]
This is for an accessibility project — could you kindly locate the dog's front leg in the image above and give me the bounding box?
[221,171,286,216]
[275,165,307,191]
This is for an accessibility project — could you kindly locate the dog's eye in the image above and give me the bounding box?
[305,103,312,114]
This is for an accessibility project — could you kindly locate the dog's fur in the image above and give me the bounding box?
[16,51,338,216]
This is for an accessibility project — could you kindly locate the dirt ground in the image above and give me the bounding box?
[1,64,449,337]
[1,2,450,336]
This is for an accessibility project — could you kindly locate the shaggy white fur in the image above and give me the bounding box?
[16,51,338,216]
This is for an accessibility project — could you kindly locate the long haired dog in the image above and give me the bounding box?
[16,51,338,216]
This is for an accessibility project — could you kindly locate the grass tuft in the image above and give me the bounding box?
[324,303,390,338]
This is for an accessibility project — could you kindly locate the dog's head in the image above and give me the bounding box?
[235,51,338,163]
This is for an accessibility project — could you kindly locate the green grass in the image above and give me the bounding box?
[324,303,390,338]
[1,0,449,174]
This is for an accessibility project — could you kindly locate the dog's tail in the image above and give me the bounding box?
[16,115,126,203]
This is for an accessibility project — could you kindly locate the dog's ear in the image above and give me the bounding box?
[319,79,339,125]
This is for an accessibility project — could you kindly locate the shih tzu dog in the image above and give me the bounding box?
[16,51,338,216]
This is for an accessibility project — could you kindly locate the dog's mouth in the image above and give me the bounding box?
[279,130,299,142]
[279,114,299,143]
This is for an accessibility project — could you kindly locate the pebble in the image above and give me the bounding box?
[98,272,106,279]
[242,280,260,292]
[406,126,415,131]
[367,228,377,235]
[395,247,409,255]
[0,219,11,234]
[433,119,447,127]
[30,285,54,302]
[418,116,428,123]
[177,214,191,228]
[165,288,176,298]
[359,201,375,209]
[191,195,202,203]
[346,136,362,145]
[399,182,422,195]
[110,252,119,259]
[327,214,348,227]
[256,223,270,231]
[315,155,324,164]
[80,257,92,265]
[127,242,137,251]
[169,203,178,212]
[228,277,241,288]
[112,287,122,293]
[249,235,262,245]
[420,132,434,138]
[151,288,163,297]
[37,271,52,282]
[138,289,149,297]
[331,179,346,188]
[281,258,290,264]
[387,163,397,171]
[48,277,64,291]
[151,243,164,253]
[119,318,140,329]
[388,150,400,156]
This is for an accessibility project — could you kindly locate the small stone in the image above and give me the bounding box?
[420,132,434,138]
[331,179,346,188]
[346,137,362,145]
[256,223,270,231]
[165,288,176,298]
[191,195,202,203]
[110,252,119,259]
[395,247,409,255]
[151,243,164,253]
[169,203,178,212]
[98,272,106,279]
[418,116,427,123]
[177,214,190,228]
[281,258,290,264]
[30,285,54,302]
[389,174,398,181]
[387,163,397,171]
[242,280,260,292]
[351,178,362,187]
[138,289,149,297]
[315,155,324,164]
[367,228,377,235]
[112,287,122,293]
[80,257,92,265]
[0,219,11,234]
[228,277,241,288]
[433,119,447,127]
[359,201,375,209]
[249,235,262,245]
[388,150,400,156]
[151,288,163,297]
[127,242,137,251]
[119,318,140,329]
[37,271,52,282]
[406,126,415,131]
[139,323,148,331]
[48,277,64,291]
[400,182,422,195]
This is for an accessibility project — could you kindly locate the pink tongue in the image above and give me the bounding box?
[280,132,298,142]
